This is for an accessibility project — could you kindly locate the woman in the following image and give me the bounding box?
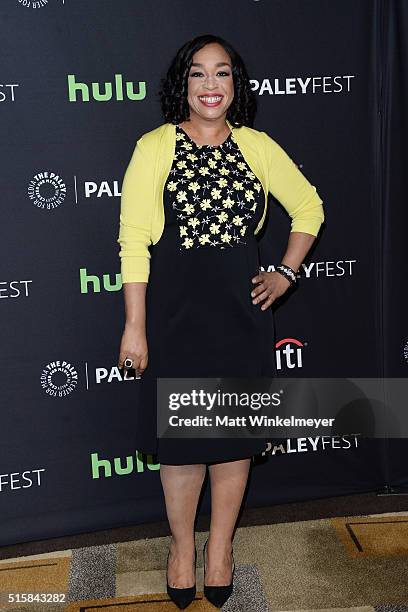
[117,34,324,609]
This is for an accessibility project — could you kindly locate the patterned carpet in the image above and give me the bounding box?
[0,512,407,611]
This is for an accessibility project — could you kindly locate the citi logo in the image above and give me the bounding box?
[275,337,305,370]
[80,268,121,293]
[68,74,146,102]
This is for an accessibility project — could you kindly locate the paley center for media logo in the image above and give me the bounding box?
[17,0,65,9]
[41,360,78,397]
[40,359,139,396]
[16,0,50,7]
[28,171,67,210]
[27,172,122,208]
[404,340,408,364]
[16,0,66,7]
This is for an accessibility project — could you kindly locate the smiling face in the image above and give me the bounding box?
[186,42,234,122]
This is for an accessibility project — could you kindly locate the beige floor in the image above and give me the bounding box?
[0,512,407,610]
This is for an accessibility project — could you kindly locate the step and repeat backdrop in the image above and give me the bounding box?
[1,0,407,545]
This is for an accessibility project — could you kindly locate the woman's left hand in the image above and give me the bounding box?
[251,271,292,310]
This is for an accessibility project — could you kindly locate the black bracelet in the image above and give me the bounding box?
[275,264,297,286]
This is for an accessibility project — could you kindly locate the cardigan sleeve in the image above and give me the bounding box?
[117,135,154,283]
[262,132,325,236]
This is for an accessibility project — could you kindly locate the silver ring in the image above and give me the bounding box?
[124,357,133,368]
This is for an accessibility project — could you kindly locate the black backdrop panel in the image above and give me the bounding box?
[380,1,408,490]
[1,0,406,546]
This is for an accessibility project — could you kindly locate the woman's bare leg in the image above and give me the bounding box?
[160,463,206,587]
[205,458,251,584]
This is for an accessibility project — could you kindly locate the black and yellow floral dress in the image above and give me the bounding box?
[137,124,277,464]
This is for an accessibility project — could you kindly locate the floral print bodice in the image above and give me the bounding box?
[164,124,263,251]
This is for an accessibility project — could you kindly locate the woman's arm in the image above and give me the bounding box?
[117,282,148,373]
[117,135,155,283]
[251,133,325,309]
[117,135,155,372]
[281,231,316,274]
[263,132,325,235]
[122,282,147,328]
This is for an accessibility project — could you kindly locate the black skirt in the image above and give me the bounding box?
[135,125,277,464]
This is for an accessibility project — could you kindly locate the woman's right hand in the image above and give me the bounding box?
[118,323,148,375]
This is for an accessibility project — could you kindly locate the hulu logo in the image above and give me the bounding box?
[91,451,160,478]
[67,73,146,102]
[80,267,122,293]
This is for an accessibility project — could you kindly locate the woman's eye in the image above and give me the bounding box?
[189,71,231,78]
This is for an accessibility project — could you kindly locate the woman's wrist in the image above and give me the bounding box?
[125,320,145,333]
[275,263,297,286]
[280,260,300,274]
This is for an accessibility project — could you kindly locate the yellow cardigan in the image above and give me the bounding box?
[117,120,325,283]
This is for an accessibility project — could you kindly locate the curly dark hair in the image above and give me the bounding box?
[158,34,257,128]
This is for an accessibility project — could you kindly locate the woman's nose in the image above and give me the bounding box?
[203,75,217,87]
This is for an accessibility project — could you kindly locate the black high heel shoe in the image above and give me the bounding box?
[203,538,235,608]
[166,542,197,609]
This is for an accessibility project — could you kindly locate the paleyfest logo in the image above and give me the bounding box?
[28,171,67,210]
